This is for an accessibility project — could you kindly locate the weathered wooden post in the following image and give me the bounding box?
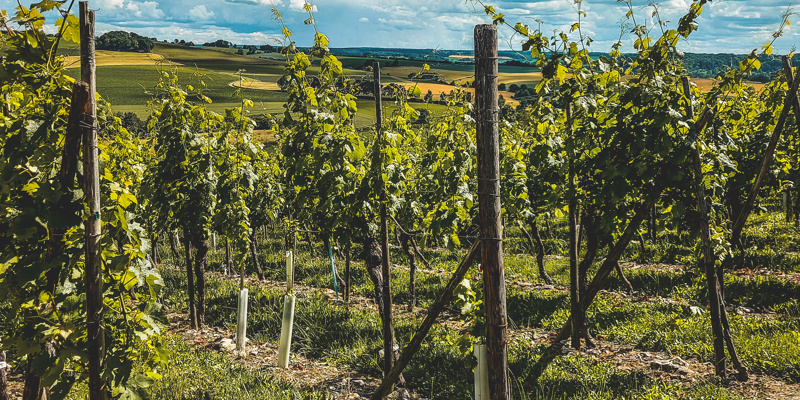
[184,230,198,328]
[566,103,582,349]
[681,77,726,377]
[374,61,396,387]
[80,2,106,399]
[474,24,510,400]
[0,350,9,400]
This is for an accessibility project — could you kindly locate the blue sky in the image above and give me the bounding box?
[4,0,799,54]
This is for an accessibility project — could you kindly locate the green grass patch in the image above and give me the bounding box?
[159,266,753,399]
[65,65,287,108]
[148,336,329,400]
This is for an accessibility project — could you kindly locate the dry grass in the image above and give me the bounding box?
[693,77,766,92]
[230,79,281,91]
[498,71,543,85]
[63,51,175,68]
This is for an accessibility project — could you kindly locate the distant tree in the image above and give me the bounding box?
[361,59,379,70]
[114,112,147,138]
[96,31,155,52]
[259,44,278,53]
[203,39,233,48]
[498,83,507,91]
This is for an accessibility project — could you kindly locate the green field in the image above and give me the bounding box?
[65,65,286,109]
[60,45,453,127]
[57,42,541,129]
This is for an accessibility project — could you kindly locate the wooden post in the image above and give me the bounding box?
[474,24,509,400]
[292,229,297,285]
[374,61,396,385]
[194,238,209,326]
[226,237,233,276]
[250,230,264,280]
[682,77,726,376]
[80,2,105,399]
[370,242,480,400]
[0,351,9,400]
[566,103,582,349]
[184,231,197,328]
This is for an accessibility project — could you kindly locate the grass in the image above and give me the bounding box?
[158,266,754,400]
[187,224,800,385]
[64,65,287,109]
[598,298,800,381]
[63,50,172,68]
[63,202,800,399]
[152,43,286,75]
[144,336,331,400]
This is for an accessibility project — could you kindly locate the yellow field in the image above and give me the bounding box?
[63,50,175,68]
[405,82,520,107]
[230,79,281,91]
[498,71,543,85]
[692,78,766,92]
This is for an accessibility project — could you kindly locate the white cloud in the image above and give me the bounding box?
[359,17,369,22]
[434,15,485,30]
[501,8,532,16]
[225,0,277,5]
[289,0,317,12]
[377,17,414,27]
[188,5,214,21]
[124,1,165,19]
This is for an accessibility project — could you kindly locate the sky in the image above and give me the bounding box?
[5,0,800,54]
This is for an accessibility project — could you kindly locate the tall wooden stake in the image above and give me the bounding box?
[566,104,582,349]
[0,351,9,400]
[374,61,396,387]
[475,24,509,400]
[682,77,726,377]
[80,2,105,399]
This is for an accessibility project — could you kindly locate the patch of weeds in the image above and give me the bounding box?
[722,275,800,311]
[506,287,569,329]
[599,300,800,381]
[148,336,331,400]
[509,341,745,399]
